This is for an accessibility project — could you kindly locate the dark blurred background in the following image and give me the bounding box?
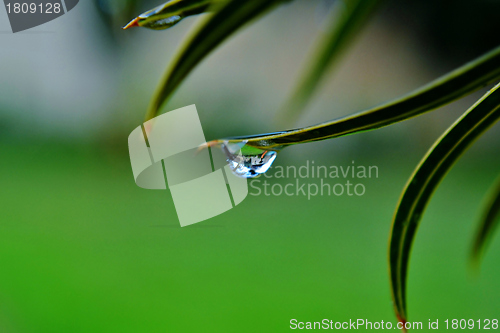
[1,0,500,332]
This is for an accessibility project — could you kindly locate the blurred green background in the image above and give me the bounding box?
[1,0,500,332]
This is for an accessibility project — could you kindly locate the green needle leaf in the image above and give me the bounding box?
[278,0,383,126]
[145,0,292,121]
[470,174,500,268]
[389,82,500,322]
[123,0,225,30]
[213,46,500,151]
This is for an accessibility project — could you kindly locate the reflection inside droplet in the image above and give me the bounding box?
[220,141,279,178]
[200,140,280,178]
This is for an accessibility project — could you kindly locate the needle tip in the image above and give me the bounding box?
[123,18,140,30]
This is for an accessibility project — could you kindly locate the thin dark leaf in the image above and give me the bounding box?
[123,0,223,30]
[470,174,500,267]
[145,0,291,121]
[278,0,383,125]
[389,82,500,322]
[210,46,500,151]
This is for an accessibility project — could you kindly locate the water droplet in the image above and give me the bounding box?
[141,15,182,30]
[201,140,280,178]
